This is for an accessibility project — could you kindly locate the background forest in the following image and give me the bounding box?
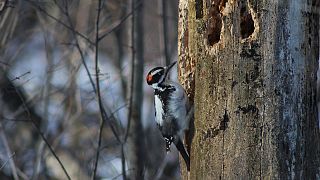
[0,0,180,179]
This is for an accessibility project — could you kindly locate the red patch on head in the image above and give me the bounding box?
[146,74,152,83]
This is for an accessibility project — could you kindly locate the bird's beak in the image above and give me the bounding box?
[164,61,177,78]
[166,61,177,71]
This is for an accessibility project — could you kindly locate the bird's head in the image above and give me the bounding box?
[146,61,177,88]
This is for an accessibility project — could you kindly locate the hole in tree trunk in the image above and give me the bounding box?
[196,0,203,19]
[206,0,227,46]
[240,0,254,39]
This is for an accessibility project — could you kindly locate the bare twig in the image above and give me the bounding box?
[32,15,55,179]
[63,7,97,95]
[1,115,32,122]
[4,79,71,180]
[0,60,10,66]
[0,152,29,180]
[120,143,127,180]
[98,1,142,42]
[23,1,132,179]
[10,71,31,82]
[111,168,134,180]
[54,0,121,142]
[25,0,94,45]
[0,152,15,171]
[16,168,29,180]
[0,123,19,180]
[30,122,71,179]
[25,0,140,144]
[92,0,105,179]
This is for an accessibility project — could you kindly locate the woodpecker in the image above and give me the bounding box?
[146,61,190,171]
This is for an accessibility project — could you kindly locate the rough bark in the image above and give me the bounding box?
[178,0,320,179]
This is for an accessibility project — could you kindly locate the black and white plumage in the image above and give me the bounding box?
[146,61,190,171]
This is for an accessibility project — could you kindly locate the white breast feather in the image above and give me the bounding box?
[154,95,163,126]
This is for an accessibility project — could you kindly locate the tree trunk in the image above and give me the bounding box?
[127,0,145,179]
[178,0,320,179]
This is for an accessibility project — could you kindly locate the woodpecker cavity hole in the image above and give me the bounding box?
[240,0,254,39]
[207,0,227,46]
[196,0,203,19]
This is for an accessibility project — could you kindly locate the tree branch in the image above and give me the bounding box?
[0,123,18,180]
[92,0,108,179]
[98,1,142,42]
[25,0,94,45]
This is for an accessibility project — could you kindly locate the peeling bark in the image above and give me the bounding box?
[178,0,320,179]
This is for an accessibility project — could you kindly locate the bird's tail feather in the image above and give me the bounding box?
[176,139,190,171]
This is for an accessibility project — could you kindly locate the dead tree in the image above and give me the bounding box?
[178,0,320,179]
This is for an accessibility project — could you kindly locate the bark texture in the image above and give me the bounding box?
[178,0,320,179]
